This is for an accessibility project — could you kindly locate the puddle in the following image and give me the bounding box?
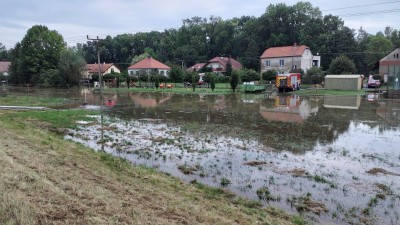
[5,88,400,224]
[66,110,400,225]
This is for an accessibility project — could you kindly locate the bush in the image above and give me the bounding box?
[217,75,230,83]
[303,67,326,84]
[328,55,356,74]
[262,69,277,81]
[230,70,240,92]
[239,69,260,82]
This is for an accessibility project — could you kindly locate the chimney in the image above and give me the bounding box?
[294,42,297,47]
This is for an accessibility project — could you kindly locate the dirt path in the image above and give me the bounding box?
[0,120,294,225]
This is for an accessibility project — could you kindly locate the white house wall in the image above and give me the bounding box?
[105,65,121,74]
[301,49,313,72]
[260,56,302,73]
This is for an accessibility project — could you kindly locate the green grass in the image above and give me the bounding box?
[0,95,70,107]
[0,109,98,129]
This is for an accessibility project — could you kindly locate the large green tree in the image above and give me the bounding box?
[328,55,356,74]
[74,2,399,76]
[169,65,184,84]
[58,48,86,86]
[15,25,65,85]
[0,42,8,60]
[365,34,393,72]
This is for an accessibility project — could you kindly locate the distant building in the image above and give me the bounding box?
[0,61,11,76]
[84,63,120,79]
[260,43,320,74]
[379,48,400,90]
[203,57,242,75]
[127,56,171,77]
[186,63,206,72]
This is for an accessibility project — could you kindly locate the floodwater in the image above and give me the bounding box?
[5,87,400,224]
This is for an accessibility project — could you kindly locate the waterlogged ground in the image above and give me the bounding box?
[62,92,400,225]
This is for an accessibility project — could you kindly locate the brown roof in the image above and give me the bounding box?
[260,45,309,58]
[128,57,170,70]
[85,63,116,74]
[207,57,243,71]
[0,61,11,73]
[187,63,206,72]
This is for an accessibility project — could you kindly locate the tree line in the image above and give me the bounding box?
[1,2,400,86]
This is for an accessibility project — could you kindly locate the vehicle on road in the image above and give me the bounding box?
[367,74,381,88]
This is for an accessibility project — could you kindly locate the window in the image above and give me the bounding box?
[265,60,271,67]
[279,60,285,66]
[160,70,165,76]
[397,54,399,59]
[111,68,114,73]
[292,65,297,69]
[130,71,133,75]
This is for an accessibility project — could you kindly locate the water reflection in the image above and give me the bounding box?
[259,95,318,124]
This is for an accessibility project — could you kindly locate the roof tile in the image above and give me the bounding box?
[260,45,309,58]
[128,57,170,70]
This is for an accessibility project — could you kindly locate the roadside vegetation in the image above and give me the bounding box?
[0,109,306,225]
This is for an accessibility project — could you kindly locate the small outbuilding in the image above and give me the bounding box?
[324,75,363,91]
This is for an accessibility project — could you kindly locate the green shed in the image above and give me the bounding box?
[325,75,363,91]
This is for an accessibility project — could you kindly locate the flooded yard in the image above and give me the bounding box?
[5,88,400,224]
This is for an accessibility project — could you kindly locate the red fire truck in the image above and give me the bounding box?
[275,73,301,92]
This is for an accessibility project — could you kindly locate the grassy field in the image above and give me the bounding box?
[0,95,70,107]
[0,109,306,225]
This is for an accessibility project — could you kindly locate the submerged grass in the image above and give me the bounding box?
[0,94,69,107]
[1,109,98,129]
[0,109,298,225]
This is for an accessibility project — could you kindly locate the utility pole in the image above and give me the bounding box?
[87,35,105,152]
[87,35,104,96]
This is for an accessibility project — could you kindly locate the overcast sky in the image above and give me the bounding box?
[1,0,400,49]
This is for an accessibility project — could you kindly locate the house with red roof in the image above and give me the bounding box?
[0,61,11,76]
[186,63,206,72]
[84,63,120,79]
[203,57,242,75]
[260,43,320,74]
[127,56,171,77]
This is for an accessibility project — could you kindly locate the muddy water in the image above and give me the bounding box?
[5,87,400,224]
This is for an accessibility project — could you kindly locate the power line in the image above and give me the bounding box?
[338,8,400,17]
[323,0,400,11]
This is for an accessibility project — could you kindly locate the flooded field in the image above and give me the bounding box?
[4,87,400,224]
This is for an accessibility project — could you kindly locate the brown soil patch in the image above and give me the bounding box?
[290,168,307,177]
[366,168,400,176]
[297,197,328,215]
[243,161,268,166]
[98,126,117,131]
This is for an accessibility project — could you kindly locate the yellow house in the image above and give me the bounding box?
[83,63,120,79]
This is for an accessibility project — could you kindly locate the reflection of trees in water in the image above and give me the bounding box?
[108,93,385,153]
